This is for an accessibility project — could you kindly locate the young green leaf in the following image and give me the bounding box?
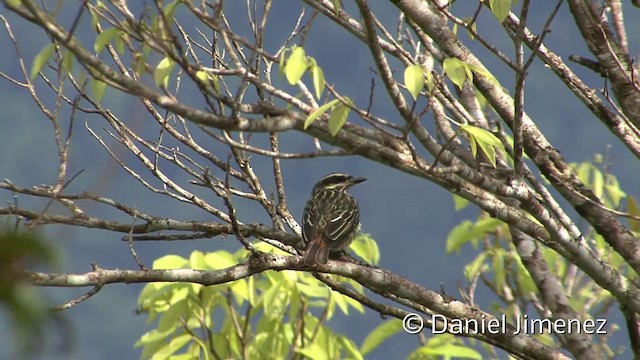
[464,252,489,281]
[284,46,307,85]
[278,48,287,78]
[463,17,477,40]
[424,70,435,92]
[328,100,351,136]
[153,254,188,269]
[452,193,470,211]
[61,50,74,74]
[360,319,403,355]
[94,28,119,54]
[195,70,209,83]
[338,337,363,360]
[114,32,125,54]
[467,63,499,86]
[195,70,220,93]
[443,57,468,89]
[490,0,512,23]
[492,248,507,291]
[331,0,342,14]
[305,99,339,129]
[311,65,325,99]
[154,57,175,88]
[414,343,482,359]
[628,196,640,232]
[404,64,424,100]
[349,234,380,265]
[30,43,56,79]
[90,78,107,102]
[163,0,181,19]
[604,174,626,208]
[461,124,505,168]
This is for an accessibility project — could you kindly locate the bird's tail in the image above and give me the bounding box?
[302,240,330,266]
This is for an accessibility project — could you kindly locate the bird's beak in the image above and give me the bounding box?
[350,177,367,185]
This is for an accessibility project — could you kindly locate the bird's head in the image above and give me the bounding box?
[312,173,367,194]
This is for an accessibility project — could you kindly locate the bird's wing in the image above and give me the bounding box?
[302,197,320,244]
[324,197,359,244]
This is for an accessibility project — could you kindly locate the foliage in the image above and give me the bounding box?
[136,236,475,359]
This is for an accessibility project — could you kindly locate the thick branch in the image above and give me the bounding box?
[30,254,570,360]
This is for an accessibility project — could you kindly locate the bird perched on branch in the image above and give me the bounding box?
[301,173,366,266]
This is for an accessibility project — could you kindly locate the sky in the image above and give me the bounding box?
[1,1,639,359]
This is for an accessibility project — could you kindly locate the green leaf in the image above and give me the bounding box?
[196,70,220,94]
[114,33,125,54]
[137,329,175,360]
[404,64,424,100]
[189,250,205,269]
[592,166,604,200]
[446,220,473,254]
[467,63,499,86]
[447,218,502,254]
[331,0,342,14]
[30,43,56,79]
[490,0,512,23]
[492,248,506,291]
[424,69,435,92]
[94,28,119,54]
[461,124,505,168]
[163,0,181,19]
[230,279,249,305]
[513,255,537,294]
[414,343,482,359]
[135,328,173,347]
[344,295,365,314]
[574,162,591,189]
[628,196,640,232]
[360,319,403,355]
[157,298,188,331]
[61,50,74,74]
[137,283,175,311]
[298,343,329,360]
[349,234,380,265]
[338,336,363,360]
[464,252,489,281]
[153,254,188,269]
[463,17,477,40]
[328,99,351,136]
[171,353,200,360]
[90,78,107,102]
[452,194,469,211]
[168,285,191,305]
[278,49,287,78]
[604,174,626,208]
[262,281,284,319]
[443,57,468,89]
[153,334,192,359]
[154,56,175,88]
[305,99,339,129]
[333,292,350,315]
[311,65,325,99]
[296,282,329,299]
[284,46,307,85]
[195,70,208,82]
[203,251,236,270]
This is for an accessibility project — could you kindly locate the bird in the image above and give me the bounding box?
[301,173,366,266]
